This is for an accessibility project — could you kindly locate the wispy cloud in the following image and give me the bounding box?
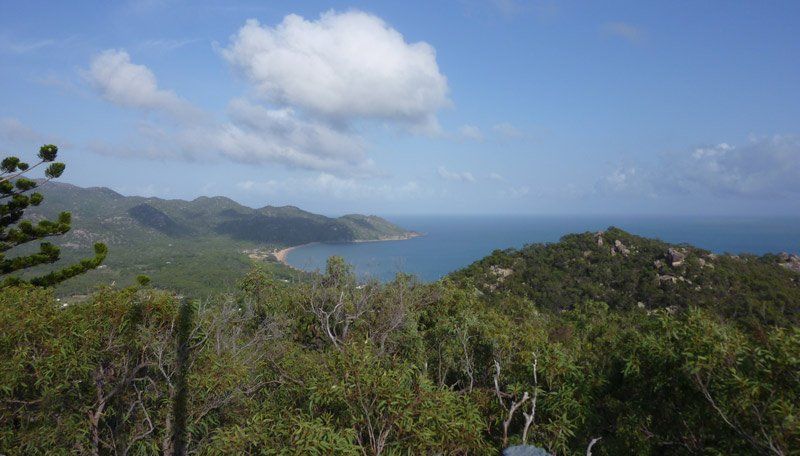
[458,124,484,142]
[481,0,558,19]
[0,37,55,54]
[438,166,476,183]
[0,117,44,143]
[498,185,530,198]
[492,122,525,140]
[600,21,645,44]
[137,38,202,53]
[594,135,800,199]
[237,173,426,201]
[0,117,64,148]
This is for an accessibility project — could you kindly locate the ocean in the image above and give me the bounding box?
[285,215,800,282]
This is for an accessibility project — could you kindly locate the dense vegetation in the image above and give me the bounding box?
[3,227,798,454]
[16,182,413,296]
[453,227,800,328]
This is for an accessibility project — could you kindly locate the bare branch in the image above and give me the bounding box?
[586,437,602,456]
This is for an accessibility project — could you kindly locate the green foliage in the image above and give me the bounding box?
[0,145,107,288]
[453,227,800,327]
[2,233,798,454]
[172,300,196,456]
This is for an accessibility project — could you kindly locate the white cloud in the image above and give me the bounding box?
[221,11,449,129]
[595,136,800,199]
[489,172,505,181]
[595,166,644,195]
[85,51,375,174]
[458,124,484,141]
[492,122,524,139]
[86,49,202,120]
[209,98,371,173]
[84,11,452,177]
[600,22,645,44]
[667,136,800,197]
[438,166,476,183]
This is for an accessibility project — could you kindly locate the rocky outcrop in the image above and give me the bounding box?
[490,265,514,281]
[666,248,685,267]
[612,239,630,256]
[778,252,800,273]
[594,231,605,246]
[658,274,678,284]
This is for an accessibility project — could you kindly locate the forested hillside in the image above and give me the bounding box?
[3,230,798,454]
[14,182,416,296]
[453,227,800,327]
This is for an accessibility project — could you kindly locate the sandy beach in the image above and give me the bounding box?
[273,232,422,268]
[273,242,317,265]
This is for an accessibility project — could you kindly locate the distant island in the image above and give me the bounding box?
[18,181,418,296]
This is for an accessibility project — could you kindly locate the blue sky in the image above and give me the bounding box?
[1,0,799,215]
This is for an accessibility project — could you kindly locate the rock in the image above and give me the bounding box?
[667,248,685,267]
[653,259,663,269]
[490,265,514,282]
[637,301,646,309]
[613,239,630,256]
[595,231,604,246]
[658,274,678,284]
[697,258,706,267]
[775,252,800,273]
[781,261,800,273]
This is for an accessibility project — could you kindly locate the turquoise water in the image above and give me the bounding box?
[285,215,800,282]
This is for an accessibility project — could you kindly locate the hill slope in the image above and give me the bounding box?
[15,182,417,296]
[451,227,800,326]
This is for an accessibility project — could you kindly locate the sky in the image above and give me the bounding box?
[1,0,799,216]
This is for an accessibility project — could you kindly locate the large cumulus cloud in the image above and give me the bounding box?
[221,11,449,130]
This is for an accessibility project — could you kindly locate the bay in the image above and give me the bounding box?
[285,215,800,282]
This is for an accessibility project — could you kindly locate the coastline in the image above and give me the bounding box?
[273,242,318,265]
[273,232,423,269]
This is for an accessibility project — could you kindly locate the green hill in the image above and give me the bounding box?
[14,181,417,297]
[451,226,800,327]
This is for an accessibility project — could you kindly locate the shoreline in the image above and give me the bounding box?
[273,232,423,269]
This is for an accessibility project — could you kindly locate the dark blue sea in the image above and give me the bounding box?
[285,215,800,282]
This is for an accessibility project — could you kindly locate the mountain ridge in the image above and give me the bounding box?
[16,181,417,296]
